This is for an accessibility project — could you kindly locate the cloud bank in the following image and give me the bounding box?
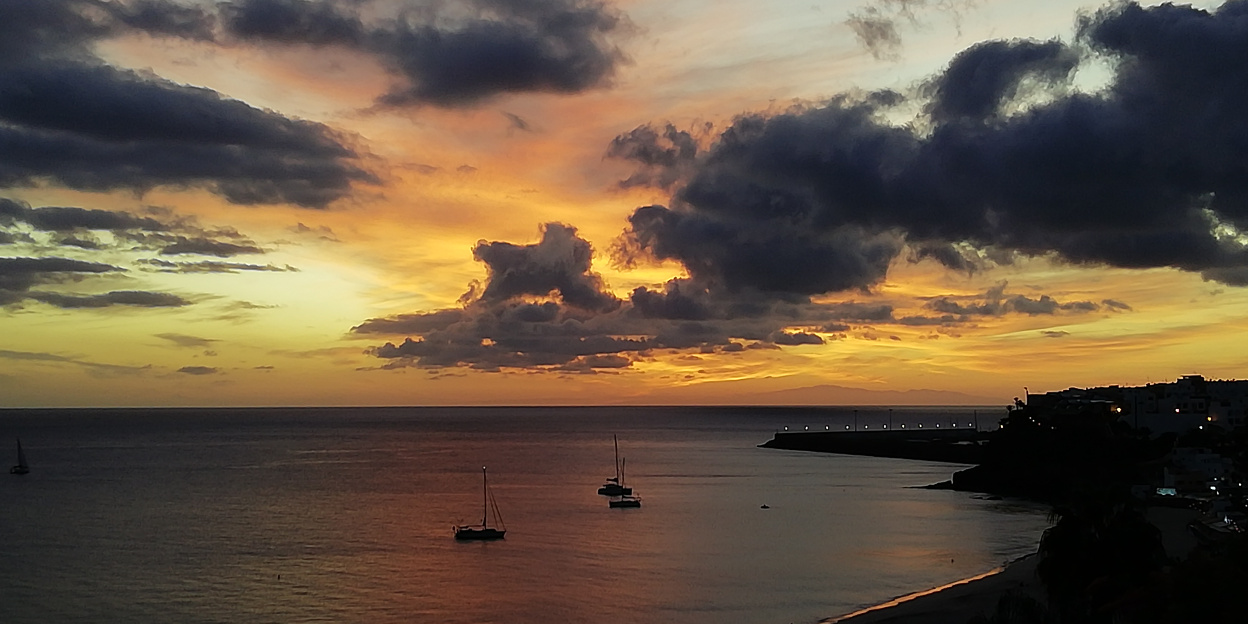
[614,1,1248,293]
[221,0,629,107]
[355,224,1100,372]
[355,0,1248,373]
[0,197,289,309]
[0,0,374,207]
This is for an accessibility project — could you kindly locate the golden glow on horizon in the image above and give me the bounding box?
[4,1,1246,407]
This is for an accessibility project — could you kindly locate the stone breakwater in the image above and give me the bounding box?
[759,429,987,465]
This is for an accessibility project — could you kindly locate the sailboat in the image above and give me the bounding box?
[597,435,632,496]
[608,457,641,508]
[10,438,29,475]
[454,466,506,540]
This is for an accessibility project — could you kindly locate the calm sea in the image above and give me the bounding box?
[0,406,1049,624]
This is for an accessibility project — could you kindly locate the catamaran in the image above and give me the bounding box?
[454,466,506,540]
[597,435,632,496]
[608,457,641,508]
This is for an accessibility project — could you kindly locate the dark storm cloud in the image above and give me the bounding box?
[472,222,621,312]
[1,196,272,258]
[109,0,218,40]
[0,348,150,373]
[503,112,533,132]
[0,0,373,208]
[221,0,366,45]
[629,281,713,320]
[896,314,958,326]
[220,0,628,107]
[59,236,102,250]
[290,222,340,241]
[771,330,825,346]
[159,237,264,257]
[606,123,702,190]
[0,257,122,293]
[352,309,468,335]
[622,202,904,296]
[845,9,902,60]
[137,258,296,273]
[925,282,1099,317]
[177,365,219,375]
[845,1,982,60]
[366,1,1248,372]
[356,225,948,371]
[0,199,166,232]
[558,353,631,372]
[0,63,374,207]
[370,0,627,107]
[923,39,1078,124]
[611,1,1248,295]
[0,198,300,312]
[157,333,219,348]
[28,290,190,308]
[1200,266,1248,286]
[0,256,187,310]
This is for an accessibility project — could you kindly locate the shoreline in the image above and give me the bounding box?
[822,553,1042,624]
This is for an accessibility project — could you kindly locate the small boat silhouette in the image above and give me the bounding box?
[10,438,29,475]
[454,466,506,540]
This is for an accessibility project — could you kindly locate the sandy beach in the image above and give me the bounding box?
[823,505,1201,624]
[823,554,1044,624]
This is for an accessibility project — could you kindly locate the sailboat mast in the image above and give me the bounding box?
[481,466,488,526]
[613,435,620,481]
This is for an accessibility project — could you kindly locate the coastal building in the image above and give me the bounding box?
[1028,375,1248,437]
[1163,447,1236,494]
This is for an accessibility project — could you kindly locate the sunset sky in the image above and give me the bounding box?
[3,0,1246,407]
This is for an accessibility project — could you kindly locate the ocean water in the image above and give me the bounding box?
[0,406,1050,624]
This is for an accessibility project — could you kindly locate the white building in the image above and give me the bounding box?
[1164,447,1236,494]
